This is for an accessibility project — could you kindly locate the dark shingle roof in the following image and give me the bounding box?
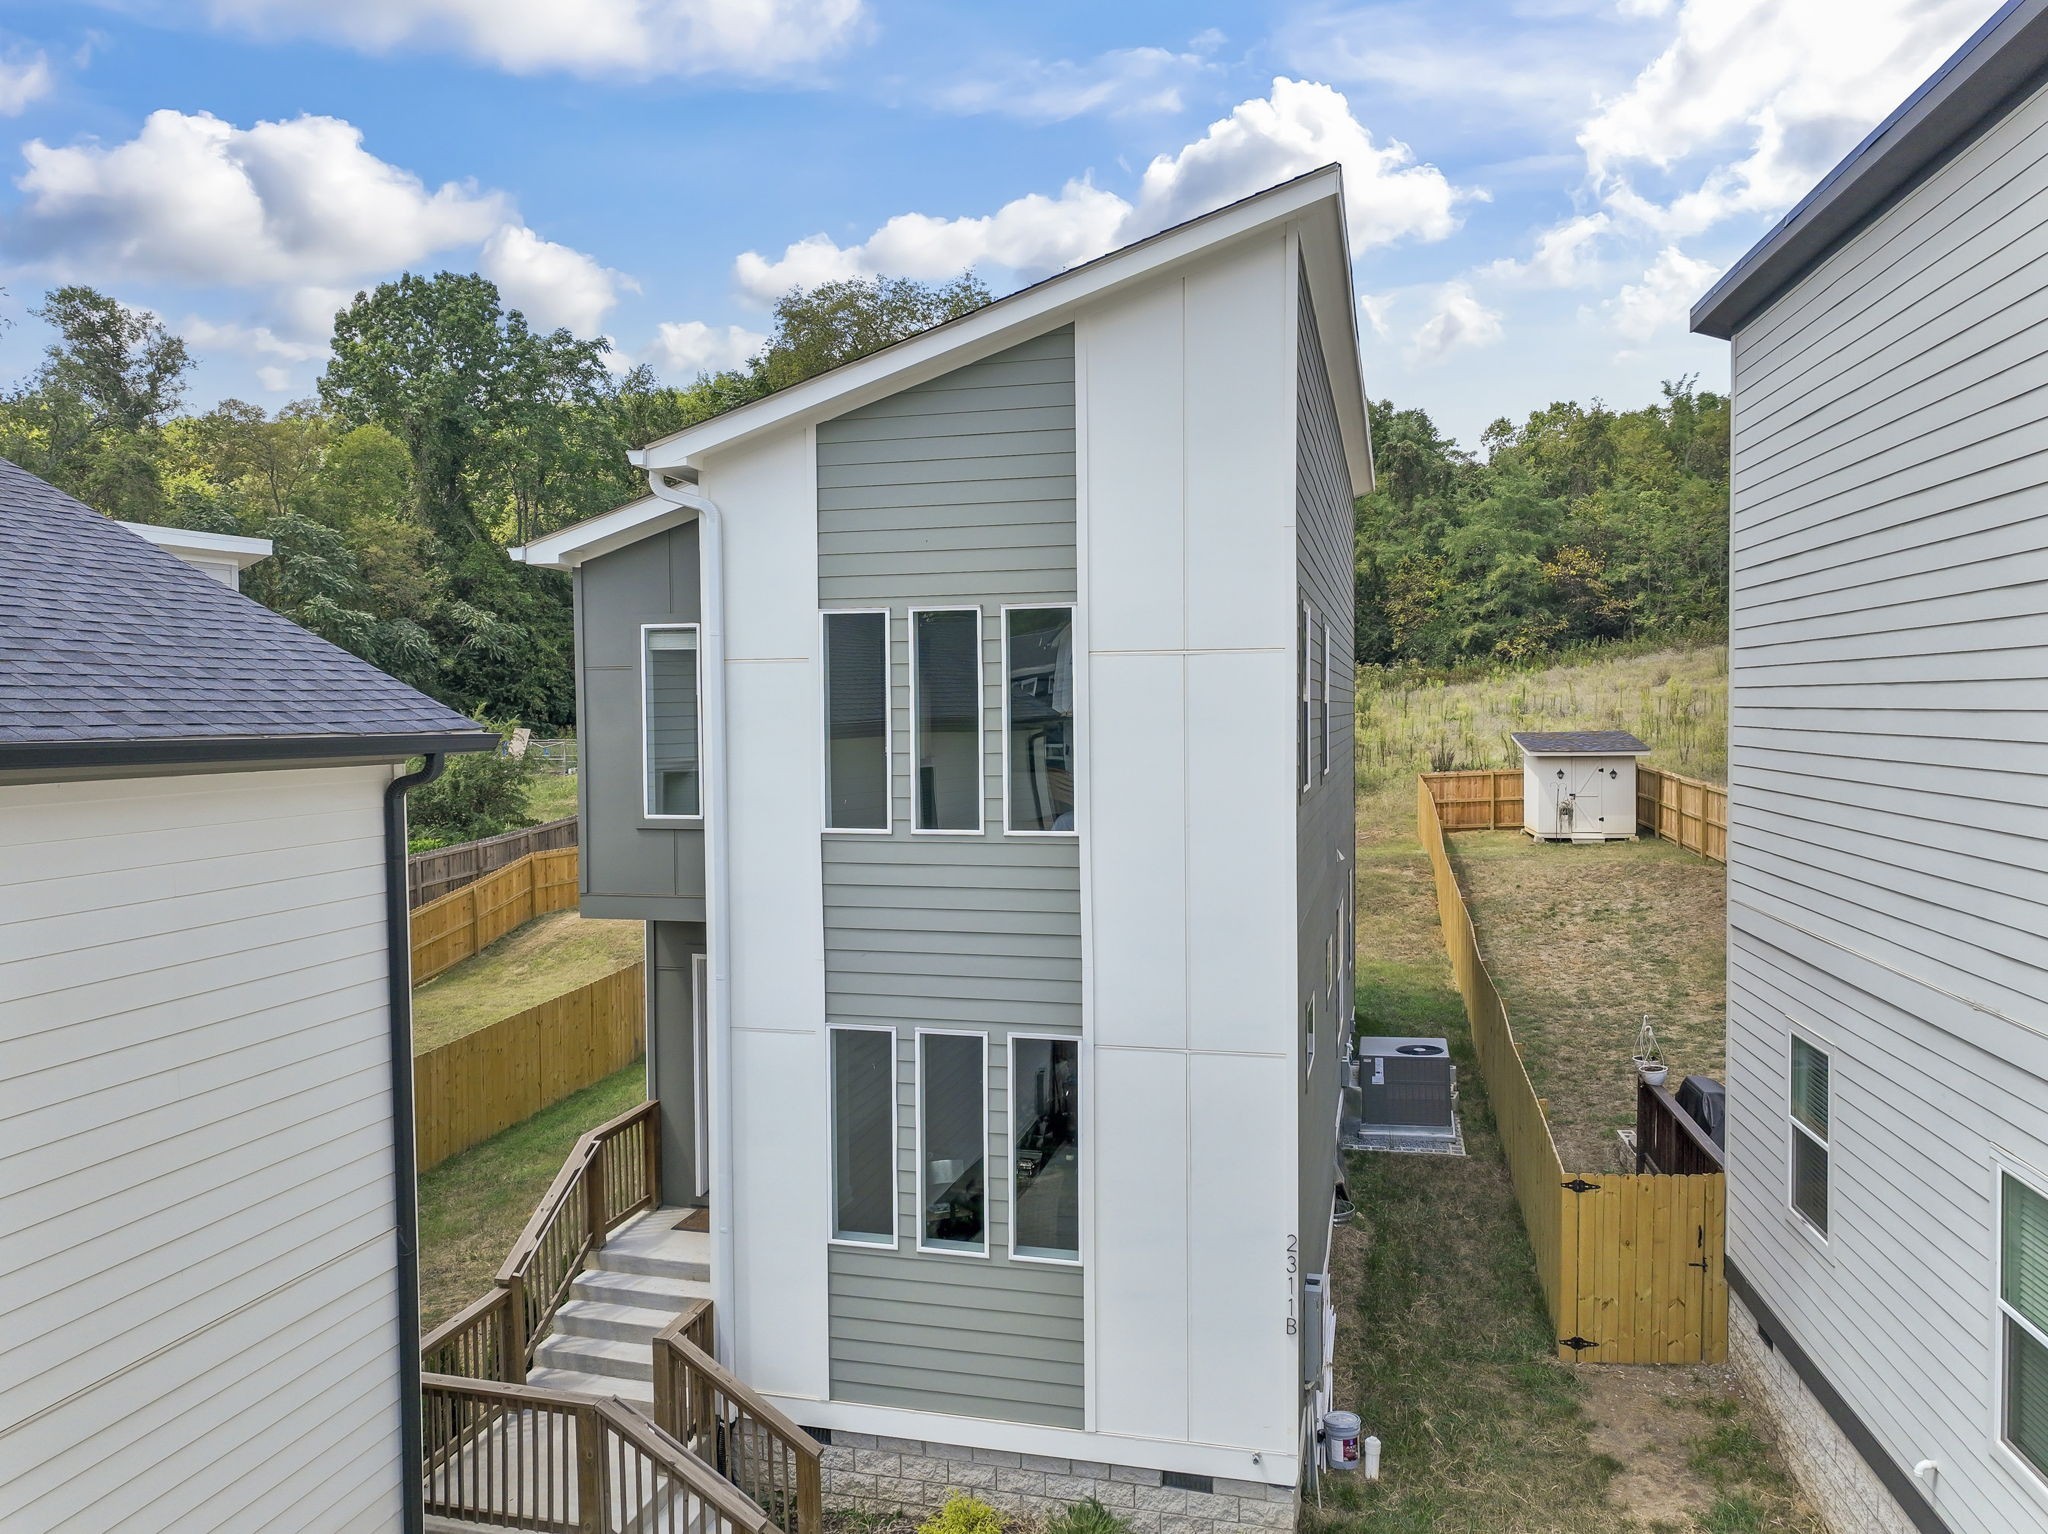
[1511,730,1651,756]
[0,458,496,768]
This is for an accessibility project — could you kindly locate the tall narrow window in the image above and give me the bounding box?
[1005,607,1075,834]
[1320,617,1334,778]
[918,1032,986,1253]
[1297,602,1312,791]
[643,626,701,818]
[1011,1036,1079,1262]
[912,609,982,832]
[1789,1035,1830,1235]
[831,1027,896,1244]
[2003,1171,2048,1484]
[823,611,890,831]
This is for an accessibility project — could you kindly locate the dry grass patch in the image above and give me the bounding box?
[1447,832,1725,1172]
[412,909,643,1053]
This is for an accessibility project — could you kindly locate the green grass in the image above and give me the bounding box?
[1357,642,1727,793]
[418,1063,647,1329]
[412,909,643,1053]
[525,771,580,823]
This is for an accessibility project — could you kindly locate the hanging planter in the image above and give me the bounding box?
[1632,1014,1668,1088]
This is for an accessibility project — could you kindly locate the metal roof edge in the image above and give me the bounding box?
[0,730,501,774]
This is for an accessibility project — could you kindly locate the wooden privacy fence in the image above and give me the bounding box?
[414,963,644,1170]
[1420,765,1727,864]
[1417,777,1727,1363]
[410,816,579,908]
[412,846,581,983]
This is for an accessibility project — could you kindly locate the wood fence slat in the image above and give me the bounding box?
[409,817,580,908]
[1629,766,1726,864]
[409,849,586,983]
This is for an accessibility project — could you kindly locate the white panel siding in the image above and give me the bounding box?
[0,765,404,1534]
[1726,70,2048,1534]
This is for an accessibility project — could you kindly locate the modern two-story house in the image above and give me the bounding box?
[1693,4,2048,1533]
[514,166,1368,1523]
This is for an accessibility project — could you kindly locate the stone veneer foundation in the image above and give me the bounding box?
[818,1432,1299,1534]
[1727,1291,1923,1534]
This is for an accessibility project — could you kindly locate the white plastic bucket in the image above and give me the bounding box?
[1323,1411,1362,1471]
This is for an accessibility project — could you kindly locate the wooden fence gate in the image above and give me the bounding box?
[1560,1171,1726,1364]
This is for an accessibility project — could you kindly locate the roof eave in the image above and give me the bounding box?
[511,495,692,571]
[0,730,501,775]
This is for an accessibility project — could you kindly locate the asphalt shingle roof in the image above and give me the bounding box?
[0,457,495,762]
[1510,730,1652,755]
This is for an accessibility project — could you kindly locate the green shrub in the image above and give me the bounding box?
[915,1495,1004,1534]
[1043,1498,1131,1534]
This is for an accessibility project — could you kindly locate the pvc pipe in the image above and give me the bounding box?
[643,467,736,1363]
[1363,1435,1382,1481]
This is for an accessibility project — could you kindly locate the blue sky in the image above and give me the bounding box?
[0,0,2002,448]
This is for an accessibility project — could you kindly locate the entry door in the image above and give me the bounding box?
[691,953,710,1200]
[1572,759,1618,834]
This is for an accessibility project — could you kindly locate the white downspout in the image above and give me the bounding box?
[643,466,737,1364]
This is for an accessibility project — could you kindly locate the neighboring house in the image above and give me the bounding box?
[514,166,1368,1522]
[0,461,495,1533]
[1692,4,2048,1532]
[116,520,274,589]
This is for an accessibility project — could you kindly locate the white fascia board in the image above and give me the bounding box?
[1293,196,1376,497]
[509,494,696,570]
[117,521,273,569]
[634,167,1349,474]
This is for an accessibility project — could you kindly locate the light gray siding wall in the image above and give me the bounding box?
[1725,73,2048,1534]
[816,326,1084,1429]
[648,920,705,1203]
[575,523,706,918]
[1294,268,1356,1287]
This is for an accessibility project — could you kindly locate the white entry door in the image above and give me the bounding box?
[1570,758,1617,834]
[690,953,710,1200]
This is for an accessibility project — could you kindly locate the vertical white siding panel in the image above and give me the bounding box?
[1082,282,1185,654]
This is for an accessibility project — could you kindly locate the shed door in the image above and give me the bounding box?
[1559,758,1602,833]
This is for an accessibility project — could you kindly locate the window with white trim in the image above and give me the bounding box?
[918,1031,987,1253]
[2003,1169,2048,1485]
[1297,601,1311,791]
[823,611,890,831]
[643,626,701,818]
[1308,619,1325,783]
[1317,617,1331,779]
[830,1026,895,1244]
[1789,1035,1829,1236]
[1303,998,1316,1085]
[1003,607,1075,834]
[1010,1036,1079,1262]
[912,609,982,832]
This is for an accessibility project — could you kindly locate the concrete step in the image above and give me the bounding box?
[526,1366,657,1405]
[590,1220,711,1282]
[533,1333,655,1383]
[552,1299,678,1347]
[570,1268,709,1310]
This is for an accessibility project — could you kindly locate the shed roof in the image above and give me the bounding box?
[0,457,496,772]
[1510,731,1651,756]
[1692,0,2048,338]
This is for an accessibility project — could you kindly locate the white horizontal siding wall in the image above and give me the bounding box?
[0,765,405,1534]
[1727,71,2048,1534]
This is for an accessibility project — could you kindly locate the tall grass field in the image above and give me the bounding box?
[1355,641,1728,792]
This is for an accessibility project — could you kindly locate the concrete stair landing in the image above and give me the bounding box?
[526,1207,710,1404]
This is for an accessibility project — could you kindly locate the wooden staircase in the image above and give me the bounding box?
[529,1210,712,1402]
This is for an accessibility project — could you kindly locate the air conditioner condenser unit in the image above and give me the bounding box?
[1353,1037,1456,1140]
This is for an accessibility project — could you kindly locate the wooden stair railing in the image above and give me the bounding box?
[422,1372,775,1534]
[652,1300,823,1534]
[422,1099,660,1382]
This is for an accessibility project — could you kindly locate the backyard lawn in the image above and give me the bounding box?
[411,909,642,1053]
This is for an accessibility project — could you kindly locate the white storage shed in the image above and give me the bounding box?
[1512,730,1650,842]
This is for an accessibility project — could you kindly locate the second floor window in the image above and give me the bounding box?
[912,608,982,832]
[643,625,701,819]
[823,610,890,831]
[1005,607,1075,834]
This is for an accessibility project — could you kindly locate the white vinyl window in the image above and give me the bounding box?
[1308,617,1325,784]
[910,608,983,834]
[1010,1035,1080,1263]
[917,1030,988,1255]
[1303,998,1316,1086]
[1298,601,1313,792]
[1002,606,1076,835]
[2001,1168,2048,1488]
[642,625,702,820]
[830,1026,897,1245]
[1320,616,1334,778]
[822,610,891,832]
[1789,1035,1830,1237]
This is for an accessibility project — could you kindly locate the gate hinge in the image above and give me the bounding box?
[1560,1336,1598,1352]
[1562,1178,1600,1194]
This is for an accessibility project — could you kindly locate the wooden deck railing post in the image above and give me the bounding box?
[585,1153,608,1254]
[502,1275,528,1377]
[575,1400,605,1534]
[796,1451,823,1534]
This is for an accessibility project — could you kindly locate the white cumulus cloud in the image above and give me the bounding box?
[1606,245,1719,344]
[648,318,768,376]
[480,224,635,335]
[1408,281,1503,364]
[1485,212,1612,288]
[0,46,52,115]
[934,44,1217,123]
[204,0,868,79]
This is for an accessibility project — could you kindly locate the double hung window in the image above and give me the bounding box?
[643,626,701,818]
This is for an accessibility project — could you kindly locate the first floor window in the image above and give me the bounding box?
[1297,602,1311,791]
[1789,1035,1830,1235]
[1303,999,1316,1084]
[913,609,982,832]
[1004,607,1076,833]
[644,626,701,818]
[2004,1171,2048,1483]
[831,1027,896,1243]
[1315,617,1330,779]
[1011,1036,1079,1261]
[918,1032,987,1252]
[823,610,890,830]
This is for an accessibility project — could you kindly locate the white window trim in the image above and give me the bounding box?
[908,606,985,837]
[1299,599,1314,795]
[1007,1032,1082,1266]
[915,1027,990,1257]
[1321,615,1334,779]
[640,622,704,823]
[1787,1030,1831,1246]
[827,1024,899,1249]
[1303,997,1316,1088]
[819,608,893,836]
[1000,604,1078,838]
[1995,1157,2048,1501]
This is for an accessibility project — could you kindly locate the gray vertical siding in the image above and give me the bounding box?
[648,920,705,1203]
[575,523,706,917]
[1294,264,1357,1287]
[816,327,1084,1429]
[1725,72,2048,1534]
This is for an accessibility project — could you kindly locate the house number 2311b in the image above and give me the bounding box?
[1285,1234,1299,1335]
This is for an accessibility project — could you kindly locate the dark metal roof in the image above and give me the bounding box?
[0,457,497,770]
[1510,730,1651,756]
[1693,0,2048,339]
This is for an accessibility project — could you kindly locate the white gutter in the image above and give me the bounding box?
[642,466,738,1364]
